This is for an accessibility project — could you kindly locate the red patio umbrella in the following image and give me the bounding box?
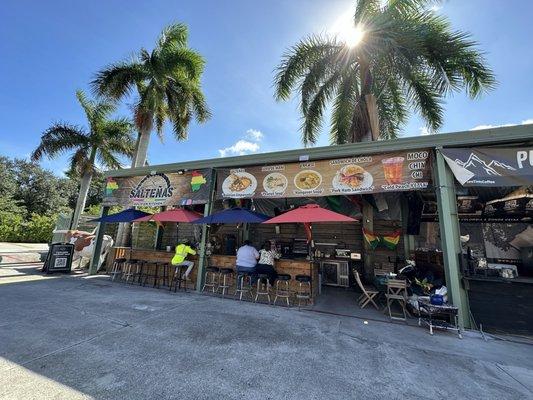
[134,208,202,223]
[263,204,357,224]
[263,204,357,286]
[264,203,357,251]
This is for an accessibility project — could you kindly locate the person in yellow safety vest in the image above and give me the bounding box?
[171,240,197,280]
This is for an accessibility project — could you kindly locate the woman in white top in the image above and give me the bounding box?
[256,241,281,285]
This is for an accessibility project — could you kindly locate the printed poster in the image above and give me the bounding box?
[216,150,432,199]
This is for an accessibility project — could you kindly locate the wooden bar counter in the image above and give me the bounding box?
[208,254,320,301]
[109,247,199,286]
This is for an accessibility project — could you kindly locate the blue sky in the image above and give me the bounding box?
[1,0,533,175]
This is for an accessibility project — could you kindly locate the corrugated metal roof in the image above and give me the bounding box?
[105,124,533,178]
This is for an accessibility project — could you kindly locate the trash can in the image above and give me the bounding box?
[43,243,75,274]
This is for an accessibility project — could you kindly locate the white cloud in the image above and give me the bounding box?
[470,119,533,131]
[218,140,260,157]
[419,126,431,136]
[218,128,264,157]
[245,129,263,141]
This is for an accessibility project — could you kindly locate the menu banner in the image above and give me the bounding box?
[102,169,212,207]
[216,150,432,199]
[441,147,533,187]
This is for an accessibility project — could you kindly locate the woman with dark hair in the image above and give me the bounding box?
[256,241,280,285]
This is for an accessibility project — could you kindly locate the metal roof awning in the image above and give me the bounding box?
[104,125,533,178]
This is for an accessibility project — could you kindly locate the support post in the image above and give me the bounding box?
[434,149,470,329]
[89,206,109,275]
[154,206,165,250]
[362,200,374,276]
[195,170,216,292]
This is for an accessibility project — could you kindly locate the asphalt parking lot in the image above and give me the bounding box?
[1,265,532,399]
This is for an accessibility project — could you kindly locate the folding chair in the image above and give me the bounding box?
[353,270,379,310]
[386,279,408,321]
[373,267,393,277]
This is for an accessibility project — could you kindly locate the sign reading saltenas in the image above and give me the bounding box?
[217,150,432,199]
[102,169,212,207]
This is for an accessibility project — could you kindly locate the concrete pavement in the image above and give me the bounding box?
[1,265,532,399]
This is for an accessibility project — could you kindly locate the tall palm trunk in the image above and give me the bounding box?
[133,128,151,167]
[115,127,151,246]
[70,172,93,230]
[353,58,380,272]
[70,148,96,230]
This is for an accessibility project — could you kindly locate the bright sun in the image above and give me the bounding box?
[330,9,365,48]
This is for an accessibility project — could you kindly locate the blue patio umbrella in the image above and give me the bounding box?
[192,207,270,224]
[91,208,152,223]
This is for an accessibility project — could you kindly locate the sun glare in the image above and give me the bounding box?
[330,9,365,48]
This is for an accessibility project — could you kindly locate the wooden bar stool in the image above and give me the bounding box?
[169,264,189,292]
[295,275,312,308]
[254,274,271,304]
[234,271,253,301]
[109,258,126,281]
[123,259,142,284]
[217,268,234,297]
[202,266,220,293]
[141,262,160,288]
[273,274,291,307]
[158,263,171,288]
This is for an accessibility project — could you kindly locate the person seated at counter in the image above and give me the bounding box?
[256,241,280,286]
[236,240,259,284]
[171,239,197,280]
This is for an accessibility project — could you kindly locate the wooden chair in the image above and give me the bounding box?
[373,267,393,277]
[353,271,379,310]
[386,279,408,321]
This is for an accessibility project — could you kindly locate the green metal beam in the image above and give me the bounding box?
[104,125,533,178]
[434,149,470,330]
[89,206,109,275]
[195,170,217,292]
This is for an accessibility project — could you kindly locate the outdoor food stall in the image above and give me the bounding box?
[93,127,532,335]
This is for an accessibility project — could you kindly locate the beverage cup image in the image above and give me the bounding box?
[382,157,405,184]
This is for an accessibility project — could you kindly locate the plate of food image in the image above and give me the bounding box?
[222,172,257,195]
[263,172,288,193]
[294,170,322,191]
[332,164,373,190]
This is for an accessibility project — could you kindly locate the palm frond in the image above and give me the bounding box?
[302,71,342,146]
[157,23,188,51]
[91,60,146,100]
[31,124,88,161]
[274,35,341,101]
[96,149,122,170]
[160,48,205,79]
[330,69,360,144]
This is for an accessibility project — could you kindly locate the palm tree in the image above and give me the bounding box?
[91,22,210,168]
[32,90,135,229]
[274,0,496,145]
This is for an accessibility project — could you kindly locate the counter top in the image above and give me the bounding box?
[464,275,533,284]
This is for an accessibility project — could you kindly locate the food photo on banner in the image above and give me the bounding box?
[217,150,432,199]
[102,169,213,207]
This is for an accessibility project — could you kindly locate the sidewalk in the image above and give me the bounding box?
[1,266,532,399]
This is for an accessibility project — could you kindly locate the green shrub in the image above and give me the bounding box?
[0,212,24,242]
[0,212,56,243]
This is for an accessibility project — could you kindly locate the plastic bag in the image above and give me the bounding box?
[435,286,448,303]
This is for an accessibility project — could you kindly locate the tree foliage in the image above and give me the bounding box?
[91,22,210,142]
[274,0,496,145]
[0,156,107,242]
[32,90,136,176]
